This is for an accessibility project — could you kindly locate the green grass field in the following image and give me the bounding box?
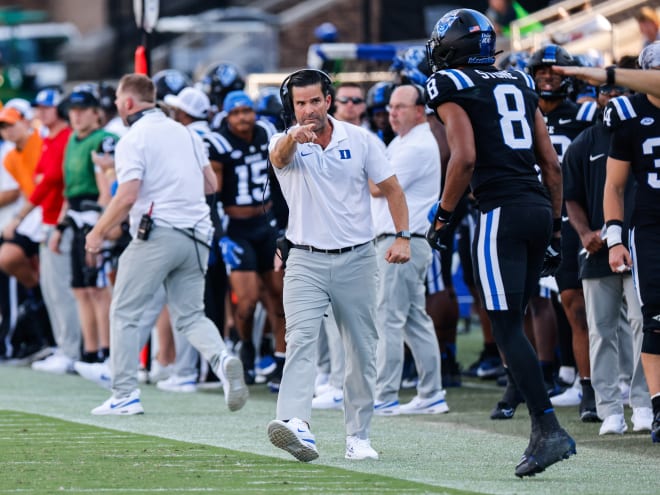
[0,328,658,494]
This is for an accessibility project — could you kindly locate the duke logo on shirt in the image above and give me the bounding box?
[339,149,351,159]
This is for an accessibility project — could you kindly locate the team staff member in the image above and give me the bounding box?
[49,86,117,364]
[371,84,446,416]
[603,41,660,443]
[425,9,574,477]
[563,81,650,432]
[266,69,410,462]
[6,89,82,374]
[84,73,248,415]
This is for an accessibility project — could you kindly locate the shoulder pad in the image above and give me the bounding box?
[438,69,475,91]
[513,69,535,90]
[576,101,597,122]
[603,96,637,129]
[256,118,276,138]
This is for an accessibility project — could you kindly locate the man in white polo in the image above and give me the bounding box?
[371,84,447,416]
[266,69,410,462]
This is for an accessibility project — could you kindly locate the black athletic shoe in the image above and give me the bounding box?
[579,379,600,423]
[652,411,660,443]
[515,429,576,478]
[490,401,518,420]
[490,374,524,420]
[441,358,462,388]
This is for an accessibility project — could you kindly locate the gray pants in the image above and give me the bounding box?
[583,274,649,418]
[316,304,345,390]
[40,227,81,360]
[276,243,378,439]
[375,237,442,402]
[110,227,226,398]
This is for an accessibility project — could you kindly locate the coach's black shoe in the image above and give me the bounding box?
[515,428,576,478]
[652,411,660,443]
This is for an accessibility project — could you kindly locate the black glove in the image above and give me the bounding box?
[426,222,452,252]
[540,237,562,277]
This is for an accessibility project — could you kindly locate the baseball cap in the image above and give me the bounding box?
[0,98,33,124]
[163,86,210,119]
[223,90,254,113]
[32,88,63,107]
[638,40,660,70]
[68,84,100,108]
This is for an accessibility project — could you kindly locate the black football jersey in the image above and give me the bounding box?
[605,93,660,227]
[425,67,548,211]
[543,100,596,162]
[216,121,273,207]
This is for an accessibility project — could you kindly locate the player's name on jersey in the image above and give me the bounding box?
[473,70,518,80]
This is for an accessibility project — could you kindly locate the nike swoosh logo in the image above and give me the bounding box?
[333,397,343,403]
[589,153,605,161]
[558,118,572,124]
[300,151,313,157]
[297,428,307,433]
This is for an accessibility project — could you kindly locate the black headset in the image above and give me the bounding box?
[279,68,333,128]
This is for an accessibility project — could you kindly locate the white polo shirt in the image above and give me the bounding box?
[270,116,393,249]
[115,109,212,238]
[371,122,440,236]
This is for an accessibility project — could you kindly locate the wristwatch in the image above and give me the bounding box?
[395,230,411,240]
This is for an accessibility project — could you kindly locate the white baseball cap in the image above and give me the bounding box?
[164,87,210,119]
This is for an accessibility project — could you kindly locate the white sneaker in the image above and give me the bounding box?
[374,400,400,416]
[156,374,198,393]
[550,382,582,407]
[31,352,74,374]
[218,352,248,412]
[267,417,319,462]
[148,361,174,383]
[91,389,144,415]
[74,361,112,390]
[314,372,330,396]
[399,390,449,415]
[345,435,379,460]
[312,386,343,410]
[632,407,654,432]
[599,413,628,435]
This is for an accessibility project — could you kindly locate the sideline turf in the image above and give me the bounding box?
[0,411,476,495]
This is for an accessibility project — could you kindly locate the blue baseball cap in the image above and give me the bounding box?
[223,90,254,113]
[32,88,63,107]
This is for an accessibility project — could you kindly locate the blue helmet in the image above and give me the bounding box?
[497,51,530,71]
[528,44,575,99]
[366,81,396,116]
[152,69,191,101]
[391,47,430,85]
[256,86,285,131]
[200,62,245,107]
[426,9,496,72]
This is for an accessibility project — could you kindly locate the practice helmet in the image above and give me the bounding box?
[528,44,575,99]
[199,62,245,108]
[152,69,192,101]
[426,9,496,72]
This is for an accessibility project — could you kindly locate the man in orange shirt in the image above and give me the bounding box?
[0,99,43,292]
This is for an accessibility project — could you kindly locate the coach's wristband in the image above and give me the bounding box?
[552,218,562,233]
[605,220,623,248]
